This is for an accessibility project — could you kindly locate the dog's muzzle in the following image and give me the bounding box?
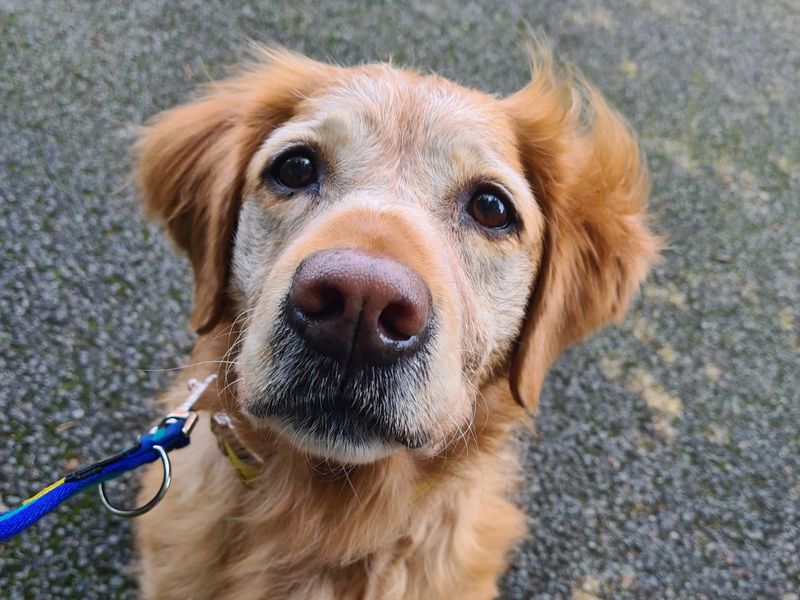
[249,247,435,452]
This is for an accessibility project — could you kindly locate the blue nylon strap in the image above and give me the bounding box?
[0,418,190,542]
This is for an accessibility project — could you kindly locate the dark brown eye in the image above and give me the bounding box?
[468,191,513,229]
[273,151,318,189]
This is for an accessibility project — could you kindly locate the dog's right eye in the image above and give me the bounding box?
[270,149,319,190]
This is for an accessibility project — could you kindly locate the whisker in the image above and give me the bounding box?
[137,359,238,374]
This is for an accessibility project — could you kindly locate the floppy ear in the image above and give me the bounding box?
[135,49,334,333]
[503,45,660,410]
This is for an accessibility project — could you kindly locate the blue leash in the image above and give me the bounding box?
[0,375,216,543]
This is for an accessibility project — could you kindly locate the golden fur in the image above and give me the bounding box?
[134,44,658,599]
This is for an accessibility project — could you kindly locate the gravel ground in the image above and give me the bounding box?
[0,1,797,598]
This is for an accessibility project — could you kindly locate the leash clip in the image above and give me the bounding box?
[163,373,217,430]
[97,373,217,518]
[158,411,199,437]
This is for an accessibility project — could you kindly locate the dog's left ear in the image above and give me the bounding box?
[503,47,661,411]
[135,49,334,333]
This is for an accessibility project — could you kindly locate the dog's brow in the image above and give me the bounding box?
[442,138,532,200]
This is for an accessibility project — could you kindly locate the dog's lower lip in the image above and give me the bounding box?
[248,395,427,451]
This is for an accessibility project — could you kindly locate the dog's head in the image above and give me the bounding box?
[136,47,657,464]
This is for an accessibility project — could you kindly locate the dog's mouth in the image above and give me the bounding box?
[243,315,434,462]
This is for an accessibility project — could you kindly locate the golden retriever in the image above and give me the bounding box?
[133,43,658,599]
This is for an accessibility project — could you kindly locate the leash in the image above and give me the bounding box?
[0,374,217,543]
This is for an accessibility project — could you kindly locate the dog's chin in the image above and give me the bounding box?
[260,415,403,464]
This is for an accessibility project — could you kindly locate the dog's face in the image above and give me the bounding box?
[231,70,544,461]
[137,48,657,464]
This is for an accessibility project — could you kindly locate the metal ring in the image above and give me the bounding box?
[98,445,171,518]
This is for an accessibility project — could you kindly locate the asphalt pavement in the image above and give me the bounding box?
[0,1,798,598]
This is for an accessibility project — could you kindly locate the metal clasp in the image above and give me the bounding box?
[96,374,216,518]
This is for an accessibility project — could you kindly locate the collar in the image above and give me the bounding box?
[209,410,263,487]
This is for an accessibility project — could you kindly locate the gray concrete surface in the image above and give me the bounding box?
[0,1,797,598]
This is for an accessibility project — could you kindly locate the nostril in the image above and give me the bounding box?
[378,301,423,342]
[294,282,345,321]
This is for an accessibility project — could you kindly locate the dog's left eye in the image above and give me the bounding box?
[271,149,319,190]
[468,189,514,230]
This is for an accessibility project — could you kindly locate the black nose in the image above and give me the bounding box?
[285,248,431,366]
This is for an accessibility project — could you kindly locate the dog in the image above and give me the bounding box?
[133,43,658,599]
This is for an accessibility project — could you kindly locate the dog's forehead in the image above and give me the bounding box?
[297,66,521,168]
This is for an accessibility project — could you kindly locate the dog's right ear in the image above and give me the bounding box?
[135,49,335,333]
